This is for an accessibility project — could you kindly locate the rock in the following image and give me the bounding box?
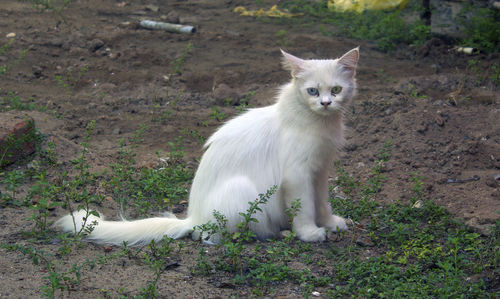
[485,175,499,188]
[412,200,423,208]
[69,47,88,56]
[163,10,180,23]
[118,21,139,29]
[172,204,185,214]
[144,4,159,12]
[213,83,239,106]
[88,39,104,52]
[416,123,428,134]
[492,189,500,200]
[355,236,375,247]
[435,114,445,126]
[472,89,498,105]
[280,230,292,238]
[32,65,43,78]
[0,112,37,168]
[6,32,16,38]
[99,83,117,93]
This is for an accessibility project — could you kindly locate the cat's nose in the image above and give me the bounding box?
[321,99,332,107]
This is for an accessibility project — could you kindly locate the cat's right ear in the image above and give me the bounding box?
[338,47,359,77]
[281,49,305,78]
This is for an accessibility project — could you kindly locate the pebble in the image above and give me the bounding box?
[435,114,445,126]
[213,83,239,106]
[88,39,104,52]
[6,32,16,38]
[312,291,321,297]
[485,175,499,188]
[163,10,180,23]
[355,236,375,247]
[280,230,292,238]
[145,4,159,12]
[412,200,423,208]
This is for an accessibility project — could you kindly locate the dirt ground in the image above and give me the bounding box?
[0,0,499,297]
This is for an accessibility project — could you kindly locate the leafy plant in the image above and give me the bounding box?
[172,42,193,74]
[53,66,89,94]
[0,91,47,112]
[137,237,178,298]
[1,169,25,205]
[0,39,28,77]
[280,0,431,52]
[460,7,500,53]
[210,106,227,122]
[276,29,291,46]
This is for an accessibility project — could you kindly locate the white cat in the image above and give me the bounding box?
[56,47,359,245]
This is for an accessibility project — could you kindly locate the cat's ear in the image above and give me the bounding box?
[338,47,359,77]
[281,49,305,78]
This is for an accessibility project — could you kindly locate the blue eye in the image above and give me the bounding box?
[307,87,319,96]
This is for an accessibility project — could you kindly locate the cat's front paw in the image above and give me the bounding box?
[326,215,348,232]
[296,226,326,242]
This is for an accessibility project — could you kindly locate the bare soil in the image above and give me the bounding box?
[0,0,499,298]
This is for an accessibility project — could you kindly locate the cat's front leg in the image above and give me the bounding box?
[315,171,348,233]
[282,175,327,242]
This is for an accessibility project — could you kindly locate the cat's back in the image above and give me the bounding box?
[205,104,279,149]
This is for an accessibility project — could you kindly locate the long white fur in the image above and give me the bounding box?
[55,48,359,245]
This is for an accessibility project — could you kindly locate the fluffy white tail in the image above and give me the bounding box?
[55,210,194,246]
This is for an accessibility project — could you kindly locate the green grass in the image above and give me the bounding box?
[0,39,28,77]
[278,0,430,52]
[1,26,499,296]
[459,6,500,53]
[1,126,498,297]
[275,0,500,53]
[187,140,499,297]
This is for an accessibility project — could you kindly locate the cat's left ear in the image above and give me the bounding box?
[338,47,359,77]
[281,49,305,78]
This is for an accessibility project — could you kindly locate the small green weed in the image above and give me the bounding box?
[210,106,227,122]
[1,169,25,205]
[467,58,500,88]
[276,29,291,46]
[406,83,427,99]
[172,42,193,75]
[0,91,48,112]
[137,237,179,298]
[235,90,256,114]
[0,39,28,77]
[108,129,193,217]
[181,128,206,145]
[53,66,88,94]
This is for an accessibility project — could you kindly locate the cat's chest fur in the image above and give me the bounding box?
[278,123,341,172]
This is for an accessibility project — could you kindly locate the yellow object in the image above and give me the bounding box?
[234,5,302,18]
[328,0,409,13]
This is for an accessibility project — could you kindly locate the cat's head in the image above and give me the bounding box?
[281,48,359,116]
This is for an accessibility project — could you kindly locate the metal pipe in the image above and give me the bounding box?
[139,20,196,34]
